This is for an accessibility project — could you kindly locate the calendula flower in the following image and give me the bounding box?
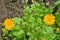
[43,14,55,25]
[3,18,15,30]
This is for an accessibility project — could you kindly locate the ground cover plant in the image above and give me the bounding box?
[0,0,60,40]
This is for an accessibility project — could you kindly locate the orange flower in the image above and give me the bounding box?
[43,14,55,25]
[3,18,15,30]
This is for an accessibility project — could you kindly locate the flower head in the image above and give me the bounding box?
[43,14,55,25]
[3,18,15,30]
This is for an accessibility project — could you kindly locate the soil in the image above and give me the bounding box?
[0,0,25,23]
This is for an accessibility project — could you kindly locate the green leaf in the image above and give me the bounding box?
[13,29,25,39]
[24,6,32,16]
[12,38,17,40]
[12,25,20,31]
[12,17,22,25]
[55,12,60,27]
[2,28,8,36]
[54,0,60,6]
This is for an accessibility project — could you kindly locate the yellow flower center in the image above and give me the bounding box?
[3,18,15,30]
[43,14,55,25]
